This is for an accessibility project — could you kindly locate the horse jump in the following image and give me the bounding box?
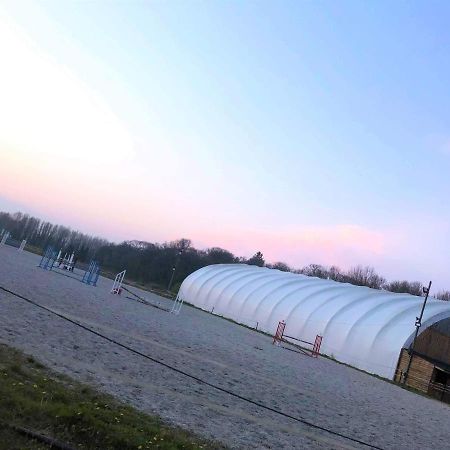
[272,320,322,358]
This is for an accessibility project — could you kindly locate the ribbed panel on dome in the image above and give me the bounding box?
[178,264,450,379]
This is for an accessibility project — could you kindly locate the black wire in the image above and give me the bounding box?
[0,285,384,450]
[121,285,169,312]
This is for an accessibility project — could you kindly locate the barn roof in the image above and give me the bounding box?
[178,264,450,379]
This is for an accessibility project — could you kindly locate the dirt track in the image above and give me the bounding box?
[1,245,449,449]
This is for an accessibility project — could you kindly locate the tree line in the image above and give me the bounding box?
[1,210,449,299]
[0,211,107,261]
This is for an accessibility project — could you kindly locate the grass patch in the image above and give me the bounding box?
[0,344,224,450]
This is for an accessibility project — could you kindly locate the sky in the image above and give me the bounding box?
[1,1,450,289]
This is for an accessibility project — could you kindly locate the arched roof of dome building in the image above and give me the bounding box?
[178,264,450,379]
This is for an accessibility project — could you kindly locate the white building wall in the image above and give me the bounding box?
[178,264,450,379]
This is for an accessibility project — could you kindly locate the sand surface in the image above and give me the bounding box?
[0,245,449,449]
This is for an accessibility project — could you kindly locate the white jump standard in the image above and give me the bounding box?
[58,251,75,271]
[170,293,184,315]
[111,270,126,294]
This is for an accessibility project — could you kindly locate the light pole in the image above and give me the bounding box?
[402,280,432,385]
[167,249,183,292]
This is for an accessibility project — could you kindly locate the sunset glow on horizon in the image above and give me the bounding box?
[1,1,450,289]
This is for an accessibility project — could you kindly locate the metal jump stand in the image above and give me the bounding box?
[38,246,58,271]
[82,260,101,286]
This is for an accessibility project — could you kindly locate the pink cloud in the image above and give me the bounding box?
[191,224,387,270]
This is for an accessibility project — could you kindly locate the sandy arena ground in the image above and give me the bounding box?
[1,245,450,449]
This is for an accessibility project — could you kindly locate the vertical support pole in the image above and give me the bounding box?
[18,240,26,251]
[403,281,432,385]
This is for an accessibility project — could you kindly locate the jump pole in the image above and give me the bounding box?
[18,240,26,251]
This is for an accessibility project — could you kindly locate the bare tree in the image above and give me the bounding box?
[270,262,291,272]
[384,280,423,296]
[436,290,450,301]
[328,265,344,282]
[346,265,386,289]
[301,264,328,279]
[247,251,265,267]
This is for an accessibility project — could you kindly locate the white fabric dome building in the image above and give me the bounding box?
[178,264,450,379]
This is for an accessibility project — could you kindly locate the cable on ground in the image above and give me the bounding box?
[0,285,384,450]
